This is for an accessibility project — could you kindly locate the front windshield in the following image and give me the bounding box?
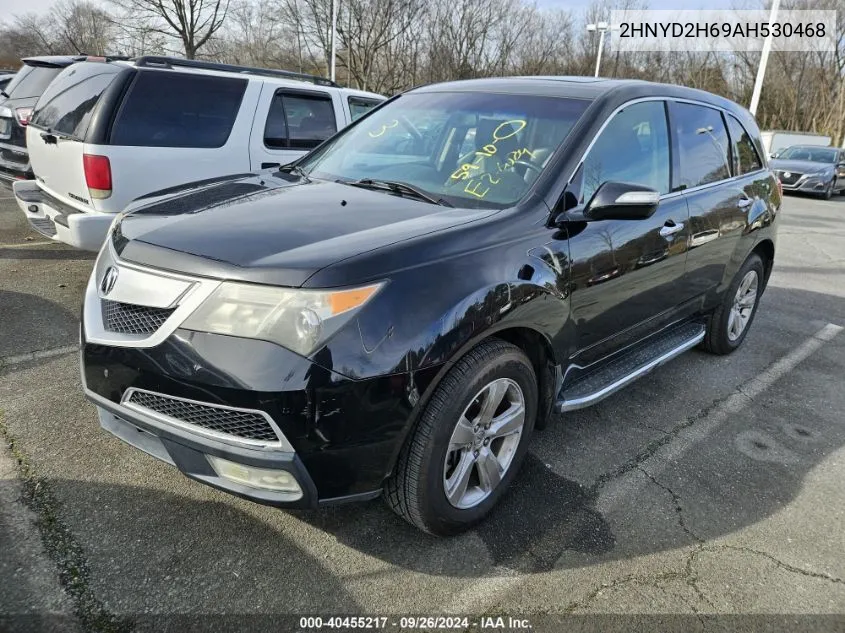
[778,146,837,163]
[299,91,591,208]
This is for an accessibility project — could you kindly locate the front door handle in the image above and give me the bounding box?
[659,221,684,238]
[737,197,753,208]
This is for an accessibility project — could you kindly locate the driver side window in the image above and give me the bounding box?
[581,101,670,203]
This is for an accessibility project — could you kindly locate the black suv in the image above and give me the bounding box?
[80,77,780,535]
[0,56,113,185]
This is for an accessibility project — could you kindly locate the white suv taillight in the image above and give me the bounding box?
[15,107,33,126]
[83,154,112,199]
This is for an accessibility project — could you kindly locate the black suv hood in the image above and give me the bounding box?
[115,173,494,287]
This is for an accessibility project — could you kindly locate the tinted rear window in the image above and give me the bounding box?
[110,71,247,148]
[31,68,118,139]
[4,65,64,99]
[672,102,731,189]
[726,115,763,175]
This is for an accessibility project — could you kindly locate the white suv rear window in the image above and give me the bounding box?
[110,71,247,148]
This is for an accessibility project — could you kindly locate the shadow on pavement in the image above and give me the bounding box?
[0,248,96,261]
[0,292,80,359]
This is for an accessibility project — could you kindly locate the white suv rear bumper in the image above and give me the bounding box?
[13,180,114,251]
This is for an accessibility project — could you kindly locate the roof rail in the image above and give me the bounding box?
[132,56,338,87]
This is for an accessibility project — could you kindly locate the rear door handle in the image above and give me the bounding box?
[659,221,684,238]
[737,197,753,208]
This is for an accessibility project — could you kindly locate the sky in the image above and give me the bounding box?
[0,0,738,24]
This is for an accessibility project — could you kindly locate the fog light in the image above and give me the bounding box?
[207,455,303,497]
[28,205,37,212]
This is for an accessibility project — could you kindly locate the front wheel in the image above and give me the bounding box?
[385,339,537,535]
[702,253,764,355]
[821,180,834,200]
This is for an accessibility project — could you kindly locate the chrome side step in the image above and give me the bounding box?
[556,322,705,412]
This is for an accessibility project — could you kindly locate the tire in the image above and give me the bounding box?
[821,180,833,200]
[385,339,537,535]
[701,253,765,355]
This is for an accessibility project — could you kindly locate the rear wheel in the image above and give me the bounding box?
[385,339,537,535]
[702,253,764,355]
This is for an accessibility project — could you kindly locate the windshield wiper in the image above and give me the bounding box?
[347,178,453,207]
[278,163,308,177]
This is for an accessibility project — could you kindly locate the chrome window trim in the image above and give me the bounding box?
[121,387,295,452]
[567,95,770,202]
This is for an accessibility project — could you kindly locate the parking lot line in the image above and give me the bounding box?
[0,241,55,249]
[0,345,79,370]
[444,322,843,614]
[599,321,843,514]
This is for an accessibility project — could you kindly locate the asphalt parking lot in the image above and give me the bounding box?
[1,190,845,632]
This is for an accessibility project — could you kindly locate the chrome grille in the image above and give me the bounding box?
[776,170,802,185]
[102,299,175,335]
[28,217,57,237]
[125,391,279,443]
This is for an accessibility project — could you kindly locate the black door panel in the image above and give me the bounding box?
[565,99,694,366]
[683,182,747,298]
[568,194,691,366]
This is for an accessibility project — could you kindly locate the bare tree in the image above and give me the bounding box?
[54,0,115,54]
[110,0,231,58]
[334,0,423,92]
[1,14,59,57]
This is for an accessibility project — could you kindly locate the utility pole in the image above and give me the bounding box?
[330,0,339,82]
[587,21,609,77]
[749,0,780,117]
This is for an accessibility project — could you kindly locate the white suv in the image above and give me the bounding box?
[14,56,384,250]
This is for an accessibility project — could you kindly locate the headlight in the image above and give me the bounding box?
[181,281,383,356]
[810,169,831,177]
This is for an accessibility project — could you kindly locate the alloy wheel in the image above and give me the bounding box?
[442,378,526,509]
[727,270,759,341]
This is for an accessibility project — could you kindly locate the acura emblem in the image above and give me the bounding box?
[783,171,791,178]
[101,266,119,295]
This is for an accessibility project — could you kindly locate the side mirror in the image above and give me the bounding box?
[583,181,660,221]
[770,152,779,159]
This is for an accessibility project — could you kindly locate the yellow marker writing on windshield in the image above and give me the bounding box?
[368,119,399,138]
[451,163,480,180]
[464,174,500,199]
[493,120,527,141]
[475,144,497,158]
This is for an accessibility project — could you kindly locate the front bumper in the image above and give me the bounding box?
[779,174,831,194]
[14,180,113,250]
[90,395,320,508]
[81,328,414,507]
